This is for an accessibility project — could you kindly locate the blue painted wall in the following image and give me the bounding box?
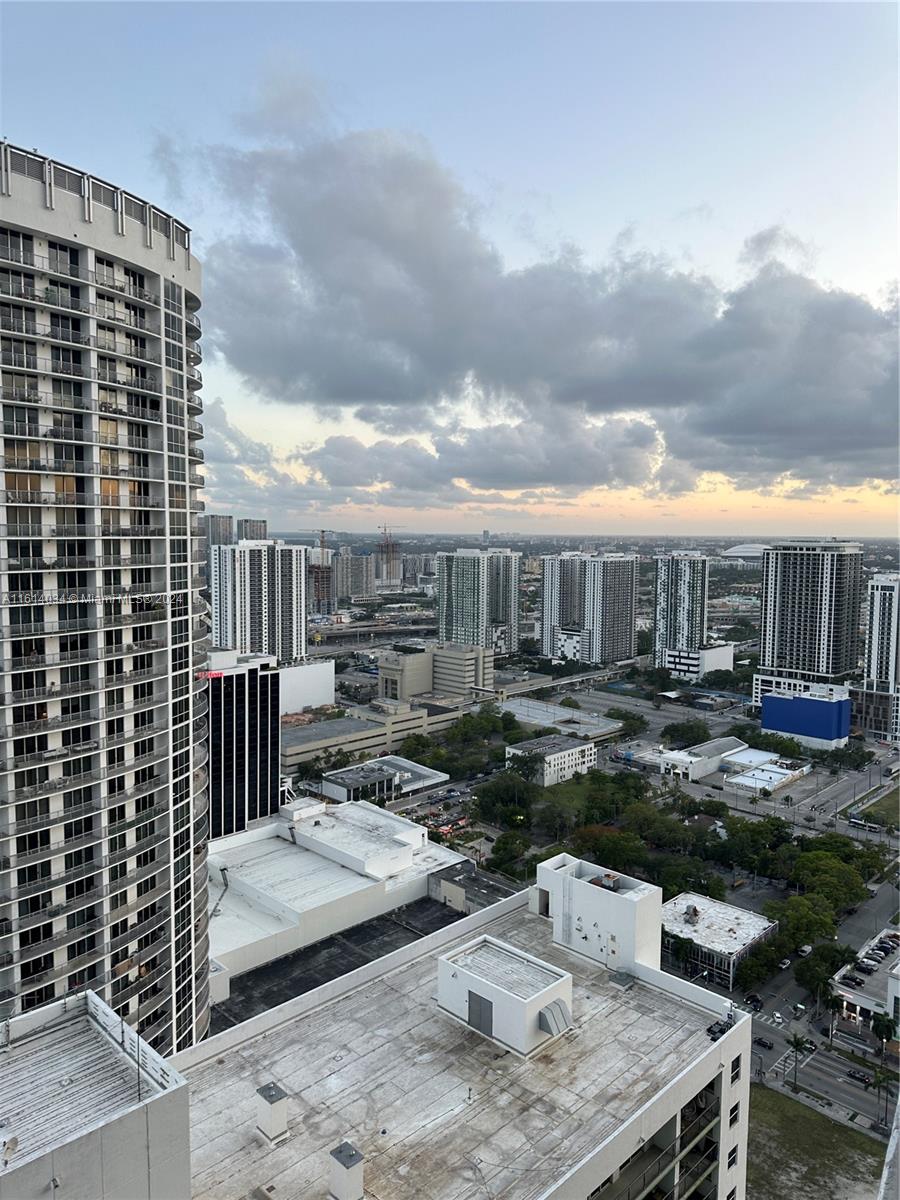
[761,694,850,741]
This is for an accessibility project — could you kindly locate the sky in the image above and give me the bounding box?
[1,1,896,536]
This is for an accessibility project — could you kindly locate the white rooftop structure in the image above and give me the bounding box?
[662,894,776,958]
[500,696,623,740]
[722,544,770,558]
[207,801,465,983]
[0,991,189,1199]
[175,863,751,1200]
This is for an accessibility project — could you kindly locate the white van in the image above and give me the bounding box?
[798,945,813,957]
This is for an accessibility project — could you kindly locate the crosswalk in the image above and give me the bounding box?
[732,1004,784,1027]
[772,1045,818,1076]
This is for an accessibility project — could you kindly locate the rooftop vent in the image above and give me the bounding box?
[684,904,701,925]
[255,1081,289,1147]
[329,1141,364,1200]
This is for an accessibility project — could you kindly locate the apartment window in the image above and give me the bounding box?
[730,1054,741,1084]
[729,1101,740,1127]
[727,1146,738,1170]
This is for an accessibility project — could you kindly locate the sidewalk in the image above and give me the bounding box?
[765,1075,891,1143]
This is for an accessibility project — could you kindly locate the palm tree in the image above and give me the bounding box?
[787,1033,808,1092]
[871,1013,898,1061]
[865,1067,895,1126]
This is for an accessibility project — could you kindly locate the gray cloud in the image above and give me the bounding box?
[191,94,895,508]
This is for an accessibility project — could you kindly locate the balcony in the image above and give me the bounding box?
[185,365,202,389]
[594,1105,720,1200]
[184,310,201,338]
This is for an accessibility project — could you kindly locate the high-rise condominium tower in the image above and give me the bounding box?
[541,553,637,664]
[653,554,709,667]
[209,540,307,663]
[0,144,209,1051]
[436,549,520,653]
[853,572,900,744]
[203,513,234,546]
[753,539,862,704]
[236,518,266,541]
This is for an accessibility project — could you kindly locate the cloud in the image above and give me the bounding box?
[185,91,896,513]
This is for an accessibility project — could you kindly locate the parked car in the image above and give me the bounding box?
[856,964,876,975]
[843,975,864,987]
[753,1037,774,1050]
[778,958,791,970]
[772,1012,784,1024]
[847,1070,872,1085]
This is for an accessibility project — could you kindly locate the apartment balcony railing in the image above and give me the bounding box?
[0,245,161,305]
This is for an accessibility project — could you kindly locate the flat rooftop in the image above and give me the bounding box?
[662,892,776,955]
[509,733,590,756]
[281,715,378,749]
[500,697,623,739]
[323,761,397,786]
[184,906,725,1200]
[681,736,747,759]
[0,992,180,1176]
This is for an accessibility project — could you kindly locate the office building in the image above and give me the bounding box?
[661,894,778,992]
[0,989,191,1199]
[205,648,280,839]
[334,546,376,603]
[314,754,449,804]
[541,552,637,664]
[853,573,900,744]
[236,517,266,541]
[753,539,863,705]
[176,856,751,1200]
[209,539,306,663]
[661,642,734,682]
[203,514,233,546]
[0,144,209,1052]
[506,733,597,786]
[654,554,709,668]
[436,548,520,653]
[377,640,494,701]
[401,551,435,586]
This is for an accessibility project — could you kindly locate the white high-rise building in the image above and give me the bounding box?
[0,144,209,1052]
[541,552,637,664]
[209,540,306,664]
[854,572,900,744]
[753,539,862,705]
[436,548,520,653]
[654,553,709,668]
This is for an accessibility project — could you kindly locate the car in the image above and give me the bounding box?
[856,964,876,975]
[802,1038,816,1053]
[778,958,791,970]
[772,1012,784,1024]
[753,1037,774,1050]
[843,975,864,987]
[744,994,763,1011]
[847,1070,872,1085]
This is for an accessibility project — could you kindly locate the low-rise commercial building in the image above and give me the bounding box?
[316,755,449,804]
[760,686,851,750]
[176,856,751,1200]
[500,696,624,742]
[506,733,597,787]
[662,643,735,682]
[0,990,190,1200]
[661,893,779,991]
[832,928,900,1036]
[659,737,749,783]
[206,799,466,987]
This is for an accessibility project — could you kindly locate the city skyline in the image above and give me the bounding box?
[1,1,896,538]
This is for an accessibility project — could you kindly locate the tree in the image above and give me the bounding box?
[792,943,855,1000]
[865,1067,896,1126]
[605,707,650,738]
[559,696,581,710]
[636,629,653,655]
[871,1013,898,1061]
[791,851,867,912]
[763,894,836,949]
[786,1033,808,1092]
[486,830,530,872]
[660,719,711,748]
